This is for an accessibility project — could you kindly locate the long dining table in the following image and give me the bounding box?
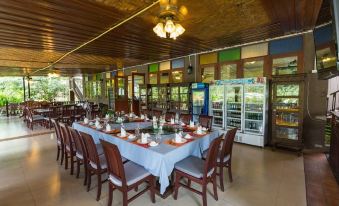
[73,120,220,195]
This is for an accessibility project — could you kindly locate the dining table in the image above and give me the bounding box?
[73,120,220,196]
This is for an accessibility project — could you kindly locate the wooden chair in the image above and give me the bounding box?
[100,139,156,206]
[59,122,76,175]
[61,105,74,125]
[202,128,237,191]
[80,132,108,201]
[51,119,64,165]
[27,108,44,130]
[68,126,86,180]
[45,106,60,129]
[165,112,176,122]
[152,110,163,118]
[199,115,213,131]
[179,114,192,125]
[173,136,223,206]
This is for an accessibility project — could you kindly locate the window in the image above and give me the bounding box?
[272,56,298,75]
[171,70,183,83]
[316,46,336,70]
[160,72,169,84]
[220,64,237,79]
[201,66,215,83]
[243,60,264,78]
[149,73,158,84]
[160,61,170,71]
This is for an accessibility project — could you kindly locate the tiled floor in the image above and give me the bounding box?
[0,117,53,141]
[0,132,307,206]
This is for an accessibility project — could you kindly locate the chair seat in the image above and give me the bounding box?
[57,139,62,145]
[108,161,150,187]
[175,156,214,179]
[202,150,230,163]
[76,151,83,159]
[32,115,44,121]
[90,154,107,170]
[96,144,104,155]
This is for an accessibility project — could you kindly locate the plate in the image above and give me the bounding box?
[193,131,207,135]
[117,133,130,138]
[171,138,188,144]
[184,135,194,139]
[149,142,159,147]
[137,139,151,144]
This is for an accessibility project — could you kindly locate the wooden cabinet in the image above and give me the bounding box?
[271,74,305,154]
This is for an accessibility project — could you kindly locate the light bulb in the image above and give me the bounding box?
[175,24,185,35]
[164,19,175,33]
[153,22,164,35]
[170,31,179,40]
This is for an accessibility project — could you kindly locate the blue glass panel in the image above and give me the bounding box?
[172,58,185,69]
[314,24,333,46]
[269,36,303,55]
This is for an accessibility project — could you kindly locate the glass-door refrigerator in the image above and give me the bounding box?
[209,82,224,129]
[191,83,209,122]
[225,85,243,131]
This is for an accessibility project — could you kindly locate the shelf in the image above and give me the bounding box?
[227,117,241,120]
[227,102,241,104]
[275,123,299,128]
[245,111,262,113]
[276,108,299,113]
[245,128,261,132]
[227,110,241,112]
[245,119,263,122]
[212,108,223,111]
[214,116,223,118]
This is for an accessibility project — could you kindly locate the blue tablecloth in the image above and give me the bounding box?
[73,122,220,194]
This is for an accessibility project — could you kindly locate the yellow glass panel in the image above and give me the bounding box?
[149,73,158,84]
[172,71,183,83]
[200,53,217,65]
[160,61,171,71]
[202,66,215,83]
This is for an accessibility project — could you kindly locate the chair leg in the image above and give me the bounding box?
[84,163,88,186]
[123,191,128,206]
[96,173,102,201]
[65,153,69,170]
[76,159,81,178]
[219,165,225,192]
[212,176,218,201]
[56,146,60,161]
[87,170,92,192]
[173,172,180,200]
[108,184,113,206]
[187,179,191,187]
[60,147,65,165]
[202,184,207,206]
[228,162,233,182]
[149,176,155,203]
[70,154,74,175]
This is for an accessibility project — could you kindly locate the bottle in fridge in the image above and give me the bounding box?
[191,83,209,122]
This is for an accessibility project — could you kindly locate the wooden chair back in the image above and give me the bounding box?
[180,114,192,125]
[165,112,175,122]
[199,115,213,131]
[59,122,72,150]
[80,132,102,170]
[51,119,63,143]
[220,128,237,160]
[203,135,223,180]
[68,126,83,156]
[100,139,127,186]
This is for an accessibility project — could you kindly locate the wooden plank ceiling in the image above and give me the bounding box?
[0,0,331,76]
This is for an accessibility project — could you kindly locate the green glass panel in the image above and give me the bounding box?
[219,48,241,62]
[149,64,159,72]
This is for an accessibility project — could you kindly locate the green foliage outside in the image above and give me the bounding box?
[0,77,24,106]
[0,76,70,106]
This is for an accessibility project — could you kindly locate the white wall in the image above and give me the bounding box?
[328,76,339,111]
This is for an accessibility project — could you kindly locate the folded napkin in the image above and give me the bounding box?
[106,124,111,131]
[140,114,145,119]
[197,126,203,135]
[153,116,157,121]
[84,118,89,124]
[129,113,134,118]
[105,114,110,119]
[175,133,182,143]
[95,120,100,127]
[189,120,194,128]
[121,127,127,137]
[170,118,175,124]
[141,133,149,143]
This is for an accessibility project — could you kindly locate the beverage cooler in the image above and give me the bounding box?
[191,83,209,122]
[209,77,268,147]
